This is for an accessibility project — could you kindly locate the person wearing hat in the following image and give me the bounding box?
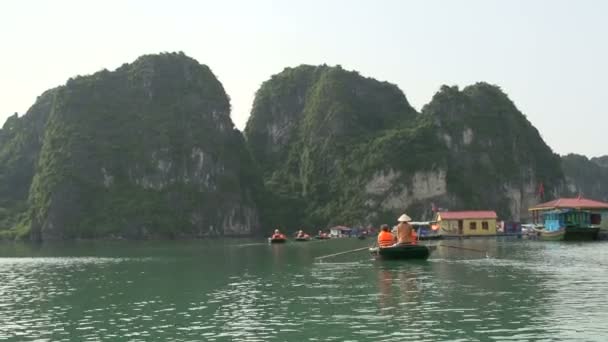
[396,214,414,245]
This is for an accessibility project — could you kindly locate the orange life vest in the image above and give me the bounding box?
[377,231,395,247]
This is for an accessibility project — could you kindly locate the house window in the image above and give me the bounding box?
[469,222,477,230]
[482,221,489,230]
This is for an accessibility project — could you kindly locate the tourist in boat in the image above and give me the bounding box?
[377,224,396,247]
[272,229,284,239]
[396,214,414,245]
[297,230,310,239]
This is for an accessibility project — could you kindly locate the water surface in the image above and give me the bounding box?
[1,238,607,341]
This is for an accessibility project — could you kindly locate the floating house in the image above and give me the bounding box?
[436,211,498,236]
[329,226,352,237]
[528,197,608,241]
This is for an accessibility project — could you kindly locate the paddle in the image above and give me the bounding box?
[438,244,489,257]
[315,247,370,260]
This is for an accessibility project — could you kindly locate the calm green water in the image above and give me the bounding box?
[1,238,607,341]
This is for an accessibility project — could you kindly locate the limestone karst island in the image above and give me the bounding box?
[1,53,606,241]
[2,51,608,341]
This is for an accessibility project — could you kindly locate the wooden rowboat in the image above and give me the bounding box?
[369,244,431,260]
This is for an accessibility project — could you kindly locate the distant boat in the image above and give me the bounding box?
[410,221,443,240]
[369,244,431,260]
[295,236,311,242]
[269,235,287,243]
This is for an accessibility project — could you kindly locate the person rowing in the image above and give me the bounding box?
[272,229,286,239]
[395,213,417,245]
[296,230,310,239]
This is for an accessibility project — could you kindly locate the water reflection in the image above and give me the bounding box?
[377,264,422,311]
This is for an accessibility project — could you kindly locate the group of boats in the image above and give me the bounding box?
[269,230,331,243]
[269,229,433,261]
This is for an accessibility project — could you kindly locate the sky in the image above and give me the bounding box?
[1,0,606,157]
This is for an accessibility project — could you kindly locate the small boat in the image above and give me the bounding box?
[315,235,330,240]
[369,244,431,260]
[269,236,287,243]
[295,236,311,242]
[538,227,565,241]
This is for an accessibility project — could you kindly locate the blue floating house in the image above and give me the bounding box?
[529,197,608,241]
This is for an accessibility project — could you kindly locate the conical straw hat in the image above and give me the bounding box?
[397,214,412,222]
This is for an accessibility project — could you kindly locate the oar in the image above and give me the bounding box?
[438,244,488,254]
[315,247,370,260]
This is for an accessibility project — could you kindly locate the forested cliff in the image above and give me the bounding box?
[0,53,262,240]
[1,56,602,240]
[245,65,564,228]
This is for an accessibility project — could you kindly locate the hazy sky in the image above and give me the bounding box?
[1,0,606,157]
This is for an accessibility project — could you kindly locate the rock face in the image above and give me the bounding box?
[0,58,581,239]
[1,53,262,240]
[246,68,564,227]
[0,90,57,236]
[562,154,608,202]
[245,65,429,227]
[423,84,564,221]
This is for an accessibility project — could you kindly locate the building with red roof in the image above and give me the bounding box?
[529,197,608,211]
[528,197,608,234]
[436,210,498,236]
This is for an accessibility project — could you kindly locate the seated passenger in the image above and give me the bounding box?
[377,224,395,247]
[272,229,284,239]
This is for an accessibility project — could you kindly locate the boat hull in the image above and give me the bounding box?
[295,238,310,242]
[540,228,566,241]
[540,227,600,241]
[269,238,287,244]
[370,244,431,260]
[564,226,600,241]
[418,235,443,241]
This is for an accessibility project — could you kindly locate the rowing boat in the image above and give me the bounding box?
[369,244,431,260]
[269,237,287,243]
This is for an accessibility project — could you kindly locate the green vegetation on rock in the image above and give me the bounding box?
[1,52,261,240]
[0,56,600,239]
[246,65,425,229]
[423,84,563,219]
[562,154,608,201]
[246,69,565,229]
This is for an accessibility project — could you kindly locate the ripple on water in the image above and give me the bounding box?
[1,241,608,341]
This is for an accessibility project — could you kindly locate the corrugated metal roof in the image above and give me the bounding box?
[437,211,497,220]
[529,197,608,211]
